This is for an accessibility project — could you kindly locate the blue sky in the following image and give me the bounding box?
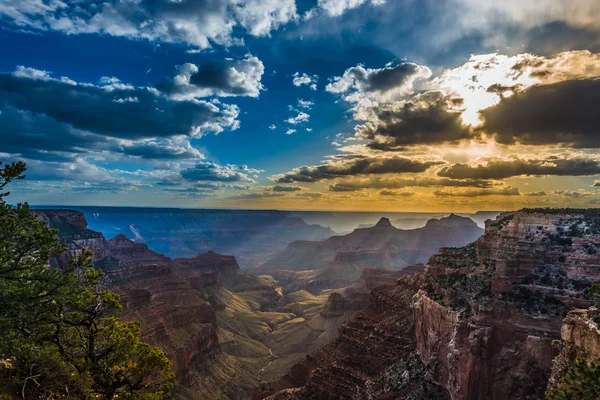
[1,0,600,211]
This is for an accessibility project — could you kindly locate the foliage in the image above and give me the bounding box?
[0,161,174,399]
[546,359,600,400]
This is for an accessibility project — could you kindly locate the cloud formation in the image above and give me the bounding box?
[275,156,442,183]
[326,62,431,104]
[0,0,298,49]
[434,187,521,197]
[180,162,259,183]
[356,91,470,150]
[0,67,240,141]
[160,56,265,99]
[438,156,600,180]
[308,0,386,17]
[481,79,600,147]
[293,72,318,90]
[328,177,493,192]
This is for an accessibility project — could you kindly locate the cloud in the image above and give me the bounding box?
[524,191,547,197]
[481,79,600,147]
[118,138,205,160]
[286,129,297,135]
[0,67,240,141]
[272,185,302,192]
[553,190,593,198]
[285,111,310,125]
[293,72,318,89]
[434,187,520,197]
[0,0,298,49]
[308,0,386,18]
[380,190,414,197]
[295,192,324,199]
[275,156,442,183]
[160,55,265,99]
[180,162,259,183]
[356,91,471,150]
[438,156,600,180]
[326,62,431,104]
[328,176,493,191]
[269,124,277,130]
[297,99,314,109]
[227,191,286,200]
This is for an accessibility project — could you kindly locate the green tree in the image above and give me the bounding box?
[0,161,174,399]
[546,359,600,400]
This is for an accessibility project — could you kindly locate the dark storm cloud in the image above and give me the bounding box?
[0,70,239,141]
[181,162,256,183]
[438,157,600,180]
[275,156,442,183]
[481,79,600,147]
[357,91,471,150]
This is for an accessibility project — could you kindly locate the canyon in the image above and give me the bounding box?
[257,209,600,400]
[37,207,600,399]
[35,209,477,399]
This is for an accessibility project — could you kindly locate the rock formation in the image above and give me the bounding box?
[258,209,600,400]
[259,214,483,293]
[548,307,600,392]
[59,206,334,266]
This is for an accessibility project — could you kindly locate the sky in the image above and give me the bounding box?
[1,0,600,212]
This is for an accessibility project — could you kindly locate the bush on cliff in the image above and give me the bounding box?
[0,161,174,399]
[546,359,600,400]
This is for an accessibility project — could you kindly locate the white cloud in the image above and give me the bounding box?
[285,111,310,125]
[286,128,297,135]
[0,0,298,49]
[293,72,318,89]
[297,99,314,109]
[308,0,386,18]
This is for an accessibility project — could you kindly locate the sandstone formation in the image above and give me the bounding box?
[548,307,600,392]
[254,276,450,400]
[258,209,600,400]
[35,210,286,399]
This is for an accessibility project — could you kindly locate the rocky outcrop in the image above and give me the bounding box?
[255,275,450,400]
[413,210,600,400]
[319,292,371,319]
[414,290,560,400]
[258,209,600,400]
[548,307,600,391]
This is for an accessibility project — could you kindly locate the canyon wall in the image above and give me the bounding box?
[260,209,600,399]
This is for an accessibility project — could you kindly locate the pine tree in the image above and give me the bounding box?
[0,161,174,399]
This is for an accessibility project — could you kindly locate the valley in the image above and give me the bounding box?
[35,207,484,399]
